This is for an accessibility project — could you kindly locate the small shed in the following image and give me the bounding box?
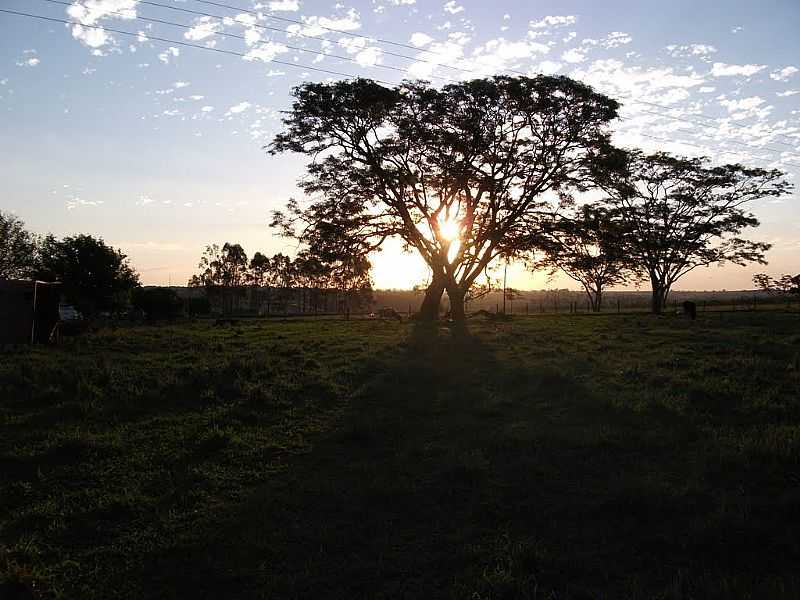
[0,280,62,344]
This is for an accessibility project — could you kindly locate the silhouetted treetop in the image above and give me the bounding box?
[592,148,791,313]
[270,75,619,321]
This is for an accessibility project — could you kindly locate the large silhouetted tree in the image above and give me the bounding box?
[0,210,38,279]
[38,234,140,315]
[533,204,639,312]
[593,150,790,313]
[270,76,619,322]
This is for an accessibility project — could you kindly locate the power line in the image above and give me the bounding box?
[136,0,473,76]
[7,4,800,166]
[628,108,800,162]
[195,0,451,58]
[39,0,457,83]
[0,7,394,84]
[185,0,800,153]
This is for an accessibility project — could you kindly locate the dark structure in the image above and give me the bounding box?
[0,280,61,344]
[683,300,697,320]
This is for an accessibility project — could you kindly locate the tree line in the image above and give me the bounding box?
[187,242,372,314]
[3,75,795,323]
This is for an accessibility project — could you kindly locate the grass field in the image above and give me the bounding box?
[1,312,799,599]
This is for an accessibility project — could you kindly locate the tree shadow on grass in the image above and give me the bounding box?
[112,319,800,600]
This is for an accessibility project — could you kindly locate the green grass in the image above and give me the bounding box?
[1,312,799,599]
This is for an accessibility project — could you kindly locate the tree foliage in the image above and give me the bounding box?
[38,234,140,315]
[593,150,790,313]
[532,203,639,312]
[753,272,800,296]
[270,75,619,321]
[188,243,249,288]
[0,210,38,280]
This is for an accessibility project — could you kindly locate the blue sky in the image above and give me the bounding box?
[1,0,798,289]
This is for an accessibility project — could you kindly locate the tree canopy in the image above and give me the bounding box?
[38,234,140,315]
[0,210,38,280]
[270,75,619,321]
[532,203,639,312]
[592,150,790,313]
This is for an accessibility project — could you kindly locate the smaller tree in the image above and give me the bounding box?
[248,252,271,287]
[38,234,140,315]
[593,150,791,313]
[753,272,800,296]
[0,210,39,280]
[532,204,639,312]
[188,243,250,288]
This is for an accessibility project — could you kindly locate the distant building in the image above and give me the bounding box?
[0,280,62,344]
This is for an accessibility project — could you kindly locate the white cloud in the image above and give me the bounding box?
[286,8,361,37]
[710,62,766,77]
[602,32,632,48]
[443,1,464,14]
[529,15,577,29]
[561,48,586,64]
[770,66,799,82]
[536,60,562,74]
[243,42,289,63]
[410,32,433,47]
[66,0,137,50]
[776,90,799,97]
[184,17,223,41]
[137,195,155,206]
[355,47,382,67]
[201,105,215,112]
[666,44,717,59]
[173,81,190,89]
[158,47,180,64]
[227,101,252,115]
[268,0,300,10]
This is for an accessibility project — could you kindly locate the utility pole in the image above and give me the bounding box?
[502,261,508,314]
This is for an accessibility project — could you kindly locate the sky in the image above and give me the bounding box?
[1,0,798,291]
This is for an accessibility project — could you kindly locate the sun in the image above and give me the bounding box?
[438,217,461,241]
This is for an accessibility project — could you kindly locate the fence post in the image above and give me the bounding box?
[525,302,529,315]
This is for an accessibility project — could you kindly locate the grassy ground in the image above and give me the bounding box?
[1,312,799,599]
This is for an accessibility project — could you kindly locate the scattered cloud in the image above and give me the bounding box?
[286,8,361,37]
[158,47,180,64]
[561,48,586,64]
[710,62,765,77]
[184,17,223,41]
[243,42,289,63]
[267,0,300,11]
[227,101,252,115]
[529,15,577,29]
[666,44,717,59]
[770,66,799,82]
[443,1,464,15]
[410,32,434,47]
[776,90,799,97]
[16,50,40,68]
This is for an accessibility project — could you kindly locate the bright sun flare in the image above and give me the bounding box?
[438,218,460,241]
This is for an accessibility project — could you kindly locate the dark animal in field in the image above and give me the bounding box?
[683,301,697,320]
[378,307,402,321]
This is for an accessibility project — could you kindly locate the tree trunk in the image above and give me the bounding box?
[651,281,669,314]
[446,284,466,323]
[418,272,445,321]
[593,288,602,313]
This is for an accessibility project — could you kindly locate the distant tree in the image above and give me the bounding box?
[0,210,38,279]
[131,287,183,321]
[532,204,639,312]
[38,234,140,315]
[189,243,249,288]
[753,272,800,296]
[248,252,271,287]
[270,76,619,322]
[593,150,791,313]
